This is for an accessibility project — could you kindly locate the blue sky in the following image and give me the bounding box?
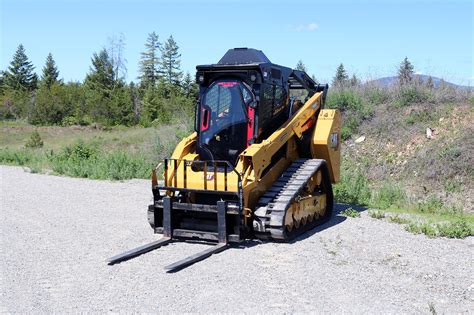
[1,0,473,85]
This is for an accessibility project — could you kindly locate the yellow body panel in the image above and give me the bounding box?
[311,109,341,183]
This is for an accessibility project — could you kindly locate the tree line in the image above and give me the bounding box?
[0,33,198,126]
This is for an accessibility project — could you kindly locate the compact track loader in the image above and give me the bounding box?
[108,48,341,271]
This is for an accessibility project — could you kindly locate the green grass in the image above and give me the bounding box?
[340,207,361,218]
[0,121,191,180]
[368,210,386,219]
[406,219,472,239]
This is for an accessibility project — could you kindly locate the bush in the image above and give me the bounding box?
[406,220,472,238]
[370,182,408,209]
[437,220,472,238]
[326,89,374,140]
[333,168,371,206]
[24,131,44,148]
[395,86,429,107]
[47,141,151,180]
[0,147,35,165]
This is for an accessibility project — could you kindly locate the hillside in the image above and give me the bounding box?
[367,75,471,89]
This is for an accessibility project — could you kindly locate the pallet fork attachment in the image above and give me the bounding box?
[107,198,230,272]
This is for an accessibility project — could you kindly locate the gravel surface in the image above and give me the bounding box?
[1,165,473,313]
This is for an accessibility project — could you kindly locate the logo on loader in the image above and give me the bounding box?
[204,174,214,181]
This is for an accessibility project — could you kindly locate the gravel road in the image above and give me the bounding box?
[1,165,472,313]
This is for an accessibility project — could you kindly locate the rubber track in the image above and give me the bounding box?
[254,159,332,241]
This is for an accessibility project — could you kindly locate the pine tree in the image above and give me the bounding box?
[182,72,198,98]
[398,57,414,85]
[85,49,115,95]
[84,49,116,122]
[41,53,60,89]
[350,74,359,87]
[139,32,161,88]
[295,60,307,72]
[160,35,183,86]
[332,63,348,87]
[4,44,38,91]
[426,76,434,89]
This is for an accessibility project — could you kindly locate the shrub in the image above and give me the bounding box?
[437,220,472,238]
[368,210,385,219]
[333,169,371,206]
[406,220,472,238]
[406,222,437,237]
[47,141,151,180]
[395,86,429,107]
[0,147,35,165]
[24,131,44,148]
[370,182,408,209]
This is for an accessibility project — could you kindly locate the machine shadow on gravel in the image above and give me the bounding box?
[288,203,367,243]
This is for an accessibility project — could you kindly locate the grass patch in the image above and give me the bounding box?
[405,219,472,239]
[370,182,408,210]
[326,89,374,140]
[368,210,386,219]
[0,122,191,180]
[340,207,361,218]
[387,214,411,224]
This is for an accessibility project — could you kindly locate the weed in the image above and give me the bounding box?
[437,220,472,238]
[406,222,438,237]
[368,210,385,219]
[340,207,361,218]
[405,219,472,238]
[0,147,35,165]
[334,169,371,206]
[25,131,44,148]
[438,145,462,161]
[428,302,437,315]
[388,214,411,224]
[443,179,461,193]
[370,182,408,210]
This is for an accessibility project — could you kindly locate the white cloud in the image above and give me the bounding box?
[307,23,318,31]
[415,71,422,75]
[295,22,319,32]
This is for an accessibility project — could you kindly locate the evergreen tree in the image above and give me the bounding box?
[182,72,198,98]
[4,44,38,91]
[139,32,161,88]
[41,53,60,89]
[398,57,414,85]
[30,83,72,125]
[0,71,5,94]
[350,74,359,87]
[85,49,115,95]
[84,49,116,122]
[426,75,434,89]
[295,60,307,72]
[160,35,183,86]
[332,63,348,87]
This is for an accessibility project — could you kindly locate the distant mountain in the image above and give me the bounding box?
[367,75,469,89]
